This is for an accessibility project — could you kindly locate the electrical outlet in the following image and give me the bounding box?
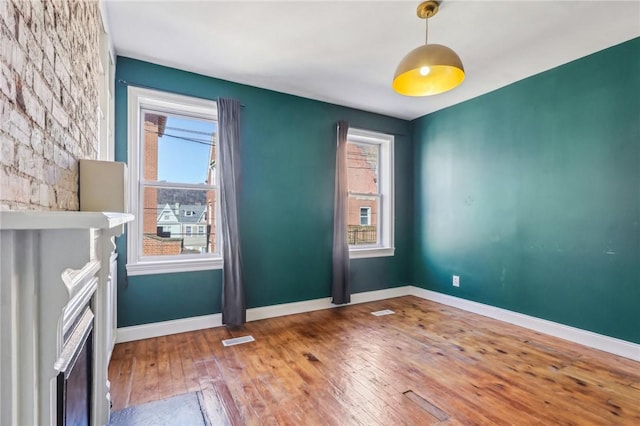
[453,275,460,287]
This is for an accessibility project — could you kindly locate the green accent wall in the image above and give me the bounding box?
[116,39,639,344]
[412,38,640,343]
[115,57,413,327]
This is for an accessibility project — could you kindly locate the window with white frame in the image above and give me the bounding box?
[346,128,394,258]
[126,87,222,275]
[360,207,371,226]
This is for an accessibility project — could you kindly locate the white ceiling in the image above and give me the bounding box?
[103,0,640,120]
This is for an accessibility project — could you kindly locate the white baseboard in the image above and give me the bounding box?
[116,285,639,362]
[116,286,410,343]
[409,287,640,362]
[116,313,223,343]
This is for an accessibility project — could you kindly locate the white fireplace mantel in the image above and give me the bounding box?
[0,211,134,426]
[0,210,132,230]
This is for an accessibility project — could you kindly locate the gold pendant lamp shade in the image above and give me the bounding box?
[393,44,465,96]
[393,1,465,96]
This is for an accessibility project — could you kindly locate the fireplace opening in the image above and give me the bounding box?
[56,308,94,426]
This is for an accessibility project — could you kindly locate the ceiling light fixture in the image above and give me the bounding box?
[393,1,465,96]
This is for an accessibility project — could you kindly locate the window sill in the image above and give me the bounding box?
[349,247,395,259]
[126,257,223,276]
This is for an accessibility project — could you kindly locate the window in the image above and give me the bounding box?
[198,225,205,235]
[360,207,371,226]
[126,87,221,275]
[346,128,394,258]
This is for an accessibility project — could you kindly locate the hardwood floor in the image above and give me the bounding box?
[108,296,640,425]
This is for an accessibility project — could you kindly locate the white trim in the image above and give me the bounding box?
[126,258,223,276]
[409,287,640,362]
[98,0,116,59]
[98,0,110,35]
[127,86,141,267]
[126,86,220,274]
[116,313,223,343]
[247,297,333,322]
[130,86,218,119]
[350,247,395,259]
[115,285,639,362]
[350,286,408,303]
[0,211,133,230]
[97,22,113,161]
[116,286,410,343]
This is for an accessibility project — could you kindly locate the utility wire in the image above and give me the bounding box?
[145,129,216,146]
[165,126,215,136]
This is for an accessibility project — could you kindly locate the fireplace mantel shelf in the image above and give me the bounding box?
[0,211,134,230]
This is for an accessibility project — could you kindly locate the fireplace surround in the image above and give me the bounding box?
[0,211,133,426]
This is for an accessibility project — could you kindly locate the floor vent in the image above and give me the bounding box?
[371,309,395,316]
[403,390,450,421]
[222,335,255,347]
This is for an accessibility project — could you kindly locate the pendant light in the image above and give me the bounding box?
[393,1,465,96]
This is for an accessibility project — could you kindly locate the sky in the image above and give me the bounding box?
[156,115,216,184]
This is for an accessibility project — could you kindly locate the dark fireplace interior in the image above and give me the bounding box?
[57,309,94,426]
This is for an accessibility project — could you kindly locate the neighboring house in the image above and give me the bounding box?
[205,132,218,253]
[347,142,378,244]
[174,204,209,253]
[141,111,216,256]
[154,203,210,253]
[156,203,180,237]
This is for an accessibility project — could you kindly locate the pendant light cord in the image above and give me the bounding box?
[424,16,429,45]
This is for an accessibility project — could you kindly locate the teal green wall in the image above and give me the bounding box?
[115,57,413,327]
[412,38,640,343]
[117,39,639,344]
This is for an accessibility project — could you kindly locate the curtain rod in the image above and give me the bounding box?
[117,79,246,108]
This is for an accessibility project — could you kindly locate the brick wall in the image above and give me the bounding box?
[347,142,378,226]
[143,115,160,234]
[0,0,103,210]
[143,235,182,256]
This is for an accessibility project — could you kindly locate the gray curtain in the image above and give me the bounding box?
[332,121,350,304]
[218,98,245,326]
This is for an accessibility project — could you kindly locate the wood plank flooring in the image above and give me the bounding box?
[108,296,640,425]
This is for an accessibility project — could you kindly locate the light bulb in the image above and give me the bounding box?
[419,66,431,76]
